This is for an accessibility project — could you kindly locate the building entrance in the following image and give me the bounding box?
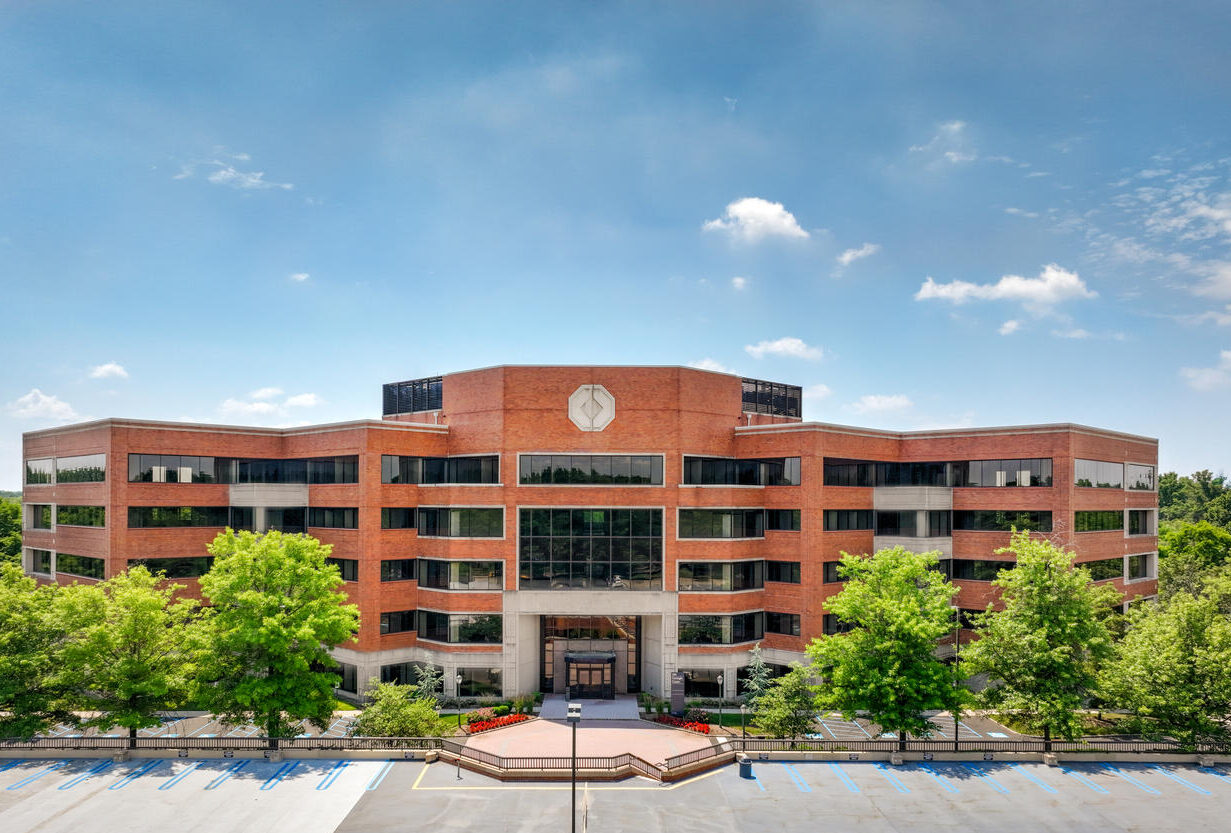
[565,653,616,699]
[540,615,641,695]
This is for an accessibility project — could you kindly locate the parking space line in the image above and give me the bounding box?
[0,759,26,773]
[367,761,395,791]
[187,720,219,738]
[1009,763,1058,793]
[960,763,1010,793]
[1203,766,1231,785]
[260,761,300,791]
[780,763,811,792]
[915,763,959,793]
[873,763,910,793]
[158,761,204,791]
[1061,766,1109,794]
[1151,766,1210,795]
[7,760,68,790]
[316,760,350,790]
[749,770,766,792]
[958,721,983,738]
[109,760,163,790]
[828,763,860,793]
[1102,764,1161,795]
[204,760,248,790]
[59,760,114,790]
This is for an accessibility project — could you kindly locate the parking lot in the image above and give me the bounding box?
[2,753,1228,833]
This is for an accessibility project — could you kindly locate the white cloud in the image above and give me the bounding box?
[703,197,809,243]
[836,243,881,267]
[850,394,912,413]
[5,389,79,421]
[731,276,749,290]
[915,264,1096,314]
[1191,305,1231,326]
[744,337,823,361]
[909,120,978,166]
[1004,207,1039,219]
[284,393,321,408]
[290,272,310,283]
[248,387,284,400]
[998,320,1021,335]
[206,165,293,191]
[89,362,128,379]
[688,358,735,374]
[219,398,280,418]
[1025,171,1052,178]
[1180,350,1231,391]
[1051,328,1091,339]
[803,384,832,400]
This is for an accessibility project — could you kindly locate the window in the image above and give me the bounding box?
[380,559,417,582]
[875,510,917,537]
[678,508,765,538]
[824,509,874,531]
[55,505,105,527]
[1074,459,1124,489]
[678,612,764,644]
[823,561,845,583]
[823,459,875,487]
[128,556,214,578]
[128,506,230,528]
[56,553,104,580]
[681,668,724,698]
[381,507,416,529]
[382,455,499,484]
[737,662,790,692]
[1128,510,1154,536]
[416,611,502,644]
[677,560,764,591]
[1074,510,1123,532]
[336,662,358,694]
[682,457,800,486]
[823,458,1053,488]
[518,508,663,591]
[416,507,503,537]
[266,507,306,533]
[958,459,1053,488]
[953,510,1052,532]
[458,667,503,697]
[326,558,358,582]
[766,560,801,584]
[308,507,358,529]
[519,455,663,485]
[765,612,801,636]
[56,454,106,483]
[128,454,217,483]
[1127,553,1154,581]
[741,378,802,418]
[1126,464,1156,491]
[823,614,854,635]
[307,456,359,484]
[419,559,504,590]
[30,504,52,529]
[1083,556,1124,582]
[766,509,801,531]
[928,510,953,537]
[950,559,1014,581]
[25,458,54,484]
[382,376,443,415]
[30,549,52,574]
[380,610,416,634]
[380,661,442,687]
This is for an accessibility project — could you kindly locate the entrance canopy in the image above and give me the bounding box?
[564,651,616,699]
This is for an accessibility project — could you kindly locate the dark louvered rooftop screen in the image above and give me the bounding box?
[741,377,802,418]
[382,376,443,415]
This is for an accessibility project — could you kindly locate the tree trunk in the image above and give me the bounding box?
[267,714,278,749]
[1043,723,1051,753]
[898,729,906,752]
[953,710,960,753]
[129,725,137,750]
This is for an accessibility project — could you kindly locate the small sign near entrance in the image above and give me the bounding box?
[670,671,686,715]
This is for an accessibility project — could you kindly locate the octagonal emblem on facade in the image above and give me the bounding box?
[568,385,616,432]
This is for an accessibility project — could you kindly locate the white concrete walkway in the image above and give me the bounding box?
[538,695,640,720]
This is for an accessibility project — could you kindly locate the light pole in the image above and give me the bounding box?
[456,672,464,731]
[740,704,747,740]
[567,703,582,833]
[716,674,724,734]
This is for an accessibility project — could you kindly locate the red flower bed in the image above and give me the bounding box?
[467,714,531,734]
[653,715,710,734]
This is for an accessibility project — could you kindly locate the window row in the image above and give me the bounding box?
[25,454,107,484]
[55,553,105,580]
[823,457,1053,488]
[677,560,764,591]
[678,612,764,644]
[1073,460,1157,491]
[682,456,801,487]
[766,560,801,584]
[54,505,105,527]
[326,558,358,582]
[765,611,801,636]
[518,455,663,485]
[416,507,504,537]
[128,556,215,579]
[518,507,664,590]
[1074,510,1123,532]
[678,508,765,539]
[520,508,663,538]
[381,455,500,485]
[419,559,504,591]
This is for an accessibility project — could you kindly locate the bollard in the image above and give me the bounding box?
[1042,753,1058,767]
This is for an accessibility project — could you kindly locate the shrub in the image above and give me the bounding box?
[493,705,510,717]
[465,707,496,725]
[655,699,667,715]
[684,708,711,724]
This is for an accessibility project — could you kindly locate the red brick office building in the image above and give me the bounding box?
[20,365,1159,699]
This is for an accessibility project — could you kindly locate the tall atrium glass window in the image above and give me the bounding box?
[518,508,663,590]
[518,455,662,485]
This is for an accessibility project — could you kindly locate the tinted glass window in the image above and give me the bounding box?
[55,505,105,527]
[25,458,54,484]
[56,553,105,580]
[129,556,214,578]
[518,507,663,591]
[56,454,106,483]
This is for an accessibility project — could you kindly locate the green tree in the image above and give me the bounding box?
[1160,471,1229,524]
[807,547,960,747]
[195,530,360,745]
[1158,521,1231,600]
[963,531,1120,747]
[739,642,772,706]
[0,565,83,738]
[0,499,21,566]
[751,664,816,739]
[413,663,442,701]
[1203,492,1231,530]
[349,679,446,737]
[1099,592,1231,748]
[59,566,199,747]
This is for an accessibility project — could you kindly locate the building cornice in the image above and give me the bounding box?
[734,421,1158,445]
[23,417,450,440]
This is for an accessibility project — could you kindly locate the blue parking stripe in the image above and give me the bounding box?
[158,761,203,791]
[957,720,982,738]
[0,759,26,773]
[260,761,300,791]
[817,720,839,740]
[750,770,766,791]
[960,763,1009,793]
[366,761,395,791]
[316,761,349,791]
[828,763,860,793]
[873,763,910,793]
[1150,765,1210,795]
[780,763,812,792]
[1102,764,1161,795]
[109,760,162,790]
[204,760,248,790]
[59,760,114,790]
[1061,766,1109,793]
[1203,765,1231,785]
[915,763,959,793]
[7,761,68,790]
[1009,763,1057,793]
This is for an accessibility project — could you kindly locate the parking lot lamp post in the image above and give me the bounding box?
[716,674,724,733]
[456,672,464,732]
[567,703,582,833]
[740,704,747,740]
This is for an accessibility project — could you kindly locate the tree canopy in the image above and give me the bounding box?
[348,679,445,737]
[750,664,816,739]
[0,499,21,566]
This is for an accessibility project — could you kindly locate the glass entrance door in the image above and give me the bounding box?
[565,657,615,699]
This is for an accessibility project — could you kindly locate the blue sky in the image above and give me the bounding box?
[3,1,1231,488]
